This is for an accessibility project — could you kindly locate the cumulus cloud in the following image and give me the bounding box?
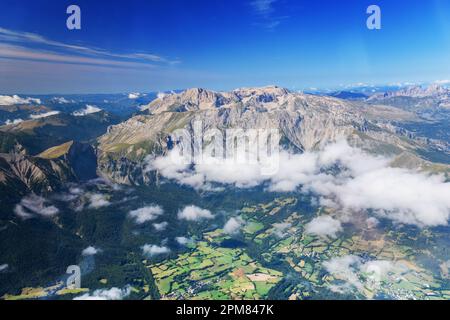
[0,264,8,272]
[142,244,170,257]
[145,151,206,189]
[82,246,100,256]
[323,255,363,292]
[74,286,131,300]
[223,217,245,235]
[323,255,409,295]
[153,221,168,231]
[305,216,343,238]
[128,92,146,99]
[52,97,74,104]
[175,237,193,246]
[14,195,59,219]
[366,217,379,229]
[178,205,214,221]
[145,145,277,189]
[72,104,102,116]
[272,222,291,238]
[330,167,450,227]
[129,205,164,224]
[71,186,84,194]
[3,118,24,125]
[147,140,450,227]
[87,193,111,209]
[29,111,60,119]
[0,95,41,105]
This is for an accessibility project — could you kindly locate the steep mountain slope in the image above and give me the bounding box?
[0,141,97,197]
[0,111,120,155]
[0,109,115,195]
[98,86,445,184]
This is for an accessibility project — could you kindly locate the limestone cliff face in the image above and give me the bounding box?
[97,86,445,184]
[102,86,366,151]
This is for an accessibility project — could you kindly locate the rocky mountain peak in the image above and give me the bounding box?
[144,86,349,115]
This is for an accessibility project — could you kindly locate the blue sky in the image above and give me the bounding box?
[0,0,450,93]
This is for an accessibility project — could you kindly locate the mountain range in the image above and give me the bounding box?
[0,85,449,194]
[0,85,449,300]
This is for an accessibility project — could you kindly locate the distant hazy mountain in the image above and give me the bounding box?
[369,84,449,99]
[328,91,368,100]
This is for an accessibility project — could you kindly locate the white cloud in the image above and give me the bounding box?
[74,286,131,300]
[323,255,363,292]
[223,217,245,235]
[128,92,146,99]
[72,104,102,116]
[52,97,73,104]
[272,222,291,238]
[142,244,170,256]
[14,195,59,220]
[129,205,164,224]
[330,167,450,227]
[153,221,168,231]
[178,205,214,221]
[87,193,111,209]
[323,255,409,295]
[366,217,380,229]
[0,94,41,105]
[148,140,450,227]
[29,111,60,119]
[0,264,8,272]
[69,187,83,195]
[175,237,193,246]
[145,147,275,189]
[82,246,100,256]
[0,43,159,70]
[4,118,24,125]
[0,27,178,66]
[145,151,206,189]
[305,216,343,239]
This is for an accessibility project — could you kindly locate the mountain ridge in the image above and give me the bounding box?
[98,86,449,185]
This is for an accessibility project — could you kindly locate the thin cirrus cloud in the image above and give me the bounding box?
[0,28,219,93]
[249,0,289,30]
[0,27,180,67]
[0,43,159,70]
